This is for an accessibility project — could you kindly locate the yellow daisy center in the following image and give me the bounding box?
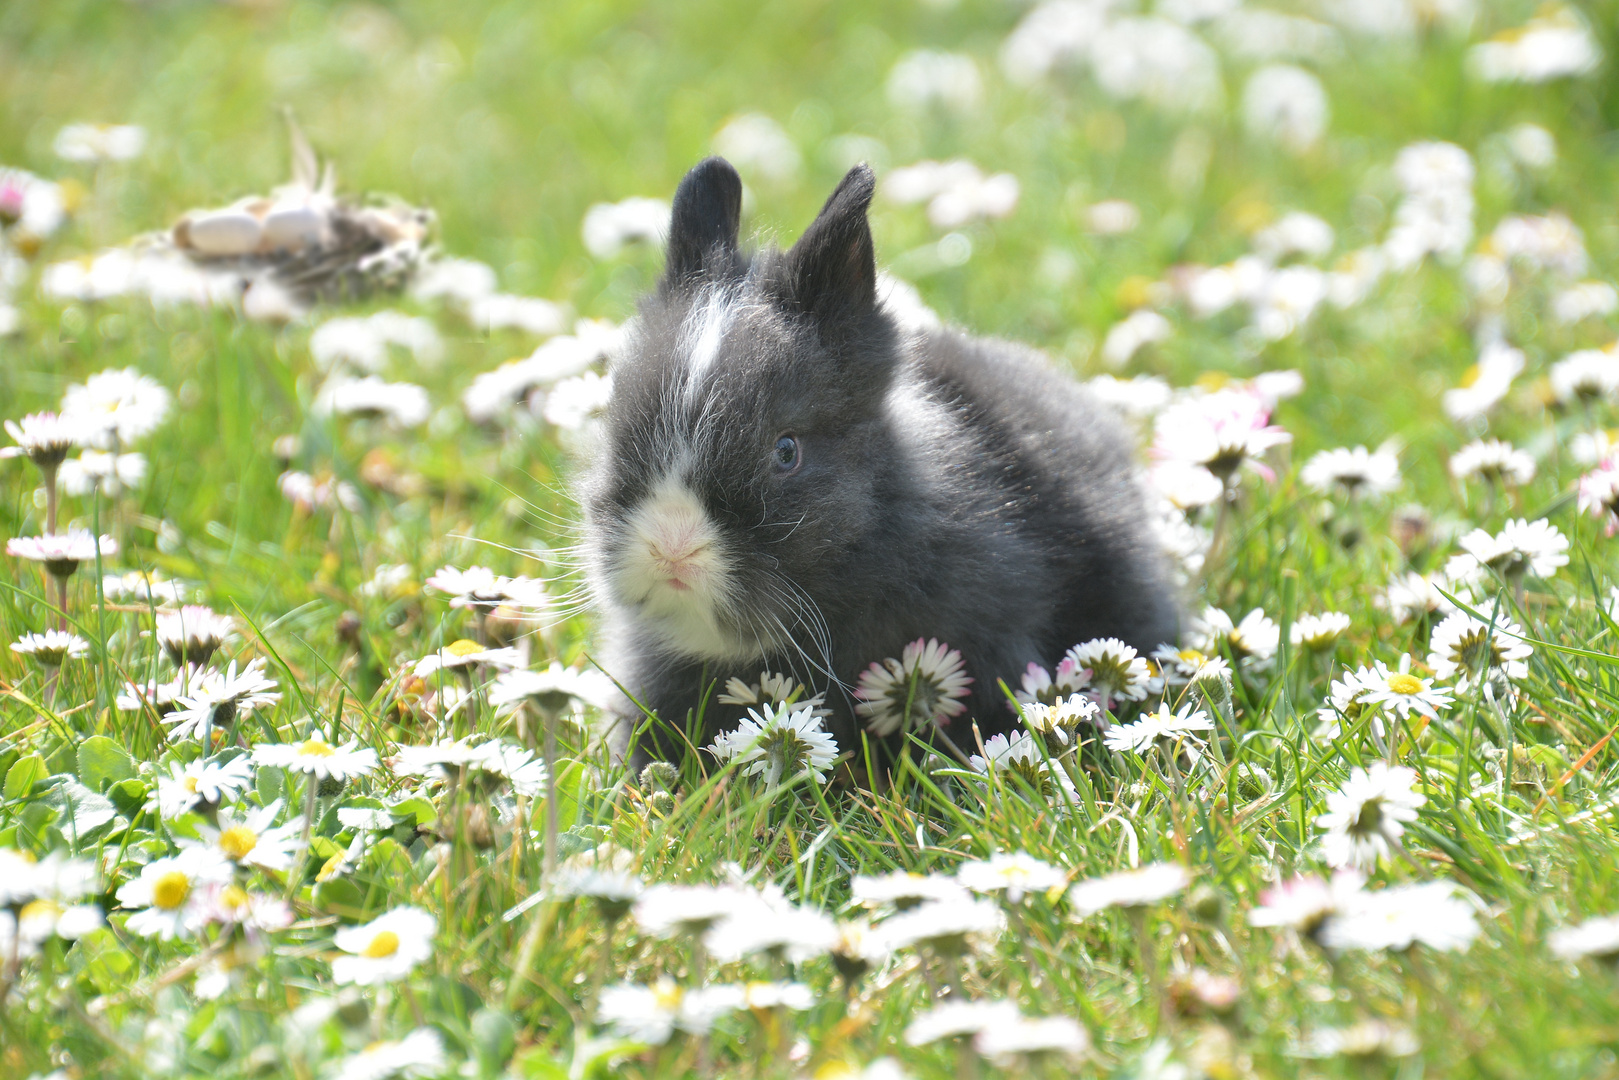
[221,884,250,911]
[1386,673,1425,696]
[20,898,62,922]
[299,738,336,758]
[184,776,200,793]
[1179,649,1206,663]
[446,638,485,657]
[218,825,259,860]
[652,982,685,1011]
[362,930,401,958]
[317,852,345,882]
[152,871,191,910]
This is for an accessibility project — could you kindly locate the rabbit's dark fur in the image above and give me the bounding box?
[580,157,1179,762]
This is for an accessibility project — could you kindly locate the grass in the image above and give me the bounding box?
[5,0,1619,1077]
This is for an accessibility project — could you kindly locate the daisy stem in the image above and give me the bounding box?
[41,461,58,534]
[542,703,559,881]
[1129,904,1170,1033]
[53,572,69,632]
[586,919,615,1021]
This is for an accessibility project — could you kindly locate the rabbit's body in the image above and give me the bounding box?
[581,158,1178,761]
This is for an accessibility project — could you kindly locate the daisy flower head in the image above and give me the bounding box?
[1102,701,1214,757]
[316,376,431,428]
[1065,637,1150,706]
[1316,881,1480,953]
[974,1014,1090,1065]
[1550,347,1619,406]
[1020,692,1099,745]
[58,449,146,497]
[704,889,837,964]
[957,852,1067,904]
[1442,340,1523,423]
[1577,457,1619,532]
[830,917,893,983]
[1447,518,1568,585]
[162,658,282,742]
[1248,871,1366,938]
[466,740,549,798]
[1229,608,1281,668]
[1015,656,1088,707]
[738,979,817,1012]
[553,843,644,921]
[6,530,117,578]
[1151,646,1232,689]
[115,847,233,940]
[60,366,171,448]
[1378,571,1455,625]
[632,883,748,938]
[196,803,304,872]
[424,565,550,611]
[969,731,1077,803]
[1450,439,1535,487]
[10,629,90,667]
[331,905,436,985]
[851,870,970,911]
[1150,459,1224,511]
[597,976,742,1045]
[1068,862,1190,917]
[199,883,294,934]
[333,1028,447,1080]
[1152,387,1292,486]
[155,606,233,667]
[855,637,973,736]
[153,755,255,818]
[1315,762,1425,870]
[2,412,83,471]
[1548,913,1619,964]
[14,893,104,954]
[717,670,828,717]
[487,662,616,714]
[412,639,523,678]
[1290,612,1351,652]
[1427,610,1534,688]
[252,734,379,783]
[1300,445,1400,499]
[278,470,361,514]
[1358,660,1453,721]
[709,702,840,787]
[905,999,1024,1046]
[54,122,146,163]
[877,895,1004,956]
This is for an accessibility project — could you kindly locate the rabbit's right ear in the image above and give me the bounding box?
[663,157,744,289]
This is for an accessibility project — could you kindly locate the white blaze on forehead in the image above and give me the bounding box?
[614,468,762,663]
[680,287,735,404]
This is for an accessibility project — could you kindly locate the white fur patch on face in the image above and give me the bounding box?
[613,469,763,662]
[680,287,734,404]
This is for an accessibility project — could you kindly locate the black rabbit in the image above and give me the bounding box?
[580,156,1179,763]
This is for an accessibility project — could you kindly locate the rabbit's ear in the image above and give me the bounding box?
[784,164,876,324]
[663,157,744,289]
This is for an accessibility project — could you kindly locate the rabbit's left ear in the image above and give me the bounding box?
[663,156,744,290]
[783,164,876,325]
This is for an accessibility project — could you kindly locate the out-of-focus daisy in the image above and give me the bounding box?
[877,895,1004,955]
[1470,7,1600,84]
[1084,200,1141,236]
[883,158,1019,229]
[488,662,615,713]
[1100,309,1172,368]
[1152,388,1291,485]
[1020,693,1099,745]
[6,530,118,578]
[540,370,613,431]
[855,637,972,736]
[1300,445,1400,499]
[154,756,255,818]
[252,735,379,782]
[581,196,669,259]
[1015,656,1088,708]
[163,659,282,742]
[316,376,431,428]
[1317,881,1480,953]
[1378,571,1455,625]
[424,565,550,611]
[155,606,232,667]
[1068,863,1190,916]
[331,906,436,985]
[830,918,892,984]
[1065,637,1151,706]
[887,49,982,113]
[738,980,817,1012]
[1550,347,1619,406]
[54,122,145,162]
[103,569,187,606]
[309,312,444,372]
[278,470,361,513]
[10,629,89,666]
[1427,610,1534,688]
[58,450,146,497]
[1291,612,1351,651]
[1316,762,1425,870]
[1242,64,1328,153]
[969,731,1077,803]
[1248,871,1365,938]
[1299,1020,1420,1060]
[115,847,233,940]
[332,1028,447,1080]
[1548,914,1619,964]
[632,883,747,938]
[1578,457,1619,533]
[1450,439,1535,487]
[597,977,742,1044]
[709,702,840,787]
[851,871,969,911]
[904,999,1024,1046]
[714,113,802,182]
[553,843,644,921]
[1086,374,1171,420]
[198,883,294,934]
[1,412,82,471]
[974,1014,1091,1065]
[193,803,303,872]
[60,367,170,448]
[1552,281,1619,325]
[1442,340,1522,423]
[412,639,523,678]
[1150,459,1225,511]
[705,888,837,963]
[1358,660,1453,721]
[1104,702,1214,757]
[957,852,1067,904]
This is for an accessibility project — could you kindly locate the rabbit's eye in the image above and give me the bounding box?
[773,434,801,473]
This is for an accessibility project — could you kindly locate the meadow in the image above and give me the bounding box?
[4,0,1619,1076]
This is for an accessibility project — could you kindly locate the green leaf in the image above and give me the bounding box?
[106,778,149,818]
[67,928,136,995]
[77,736,136,792]
[312,877,366,920]
[17,802,59,850]
[388,795,436,827]
[44,778,121,840]
[4,753,47,801]
[256,764,285,808]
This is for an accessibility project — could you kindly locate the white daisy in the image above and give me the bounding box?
[1548,913,1619,964]
[487,663,616,712]
[6,530,117,578]
[974,1014,1090,1064]
[1446,518,1568,584]
[10,630,90,666]
[968,731,1078,803]
[316,376,431,428]
[597,977,742,1044]
[60,366,171,447]
[115,848,233,940]
[1,412,83,470]
[1378,571,1456,624]
[1290,612,1351,651]
[53,122,145,162]
[58,449,146,497]
[1103,702,1214,756]
[333,1028,447,1080]
[277,470,361,513]
[153,756,256,818]
[1229,608,1281,667]
[198,883,294,934]
[1020,693,1099,745]
[632,883,748,938]
[717,670,828,717]
[412,639,523,678]
[1150,646,1232,689]
[553,844,644,919]
[1014,657,1088,708]
[854,637,973,736]
[1064,638,1151,706]
[331,906,436,985]
[1357,661,1453,721]
[1427,610,1534,687]
[1578,458,1619,532]
[155,606,233,667]
[252,735,379,782]
[904,1000,1023,1046]
[1449,439,1535,487]
[877,895,1004,955]
[1152,388,1291,486]
[709,702,840,787]
[423,565,550,611]
[1248,871,1365,937]
[851,871,970,911]
[163,659,282,742]
[1150,459,1225,512]
[1315,763,1425,870]
[15,895,104,951]
[1068,863,1190,916]
[1316,881,1480,953]
[1299,1020,1420,1060]
[1299,445,1400,499]
[1442,340,1522,423]
[956,852,1067,904]
[467,740,549,799]
[738,980,817,1011]
[194,803,304,872]
[1550,347,1619,405]
[704,889,837,963]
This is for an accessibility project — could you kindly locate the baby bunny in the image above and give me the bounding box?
[580,156,1179,763]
